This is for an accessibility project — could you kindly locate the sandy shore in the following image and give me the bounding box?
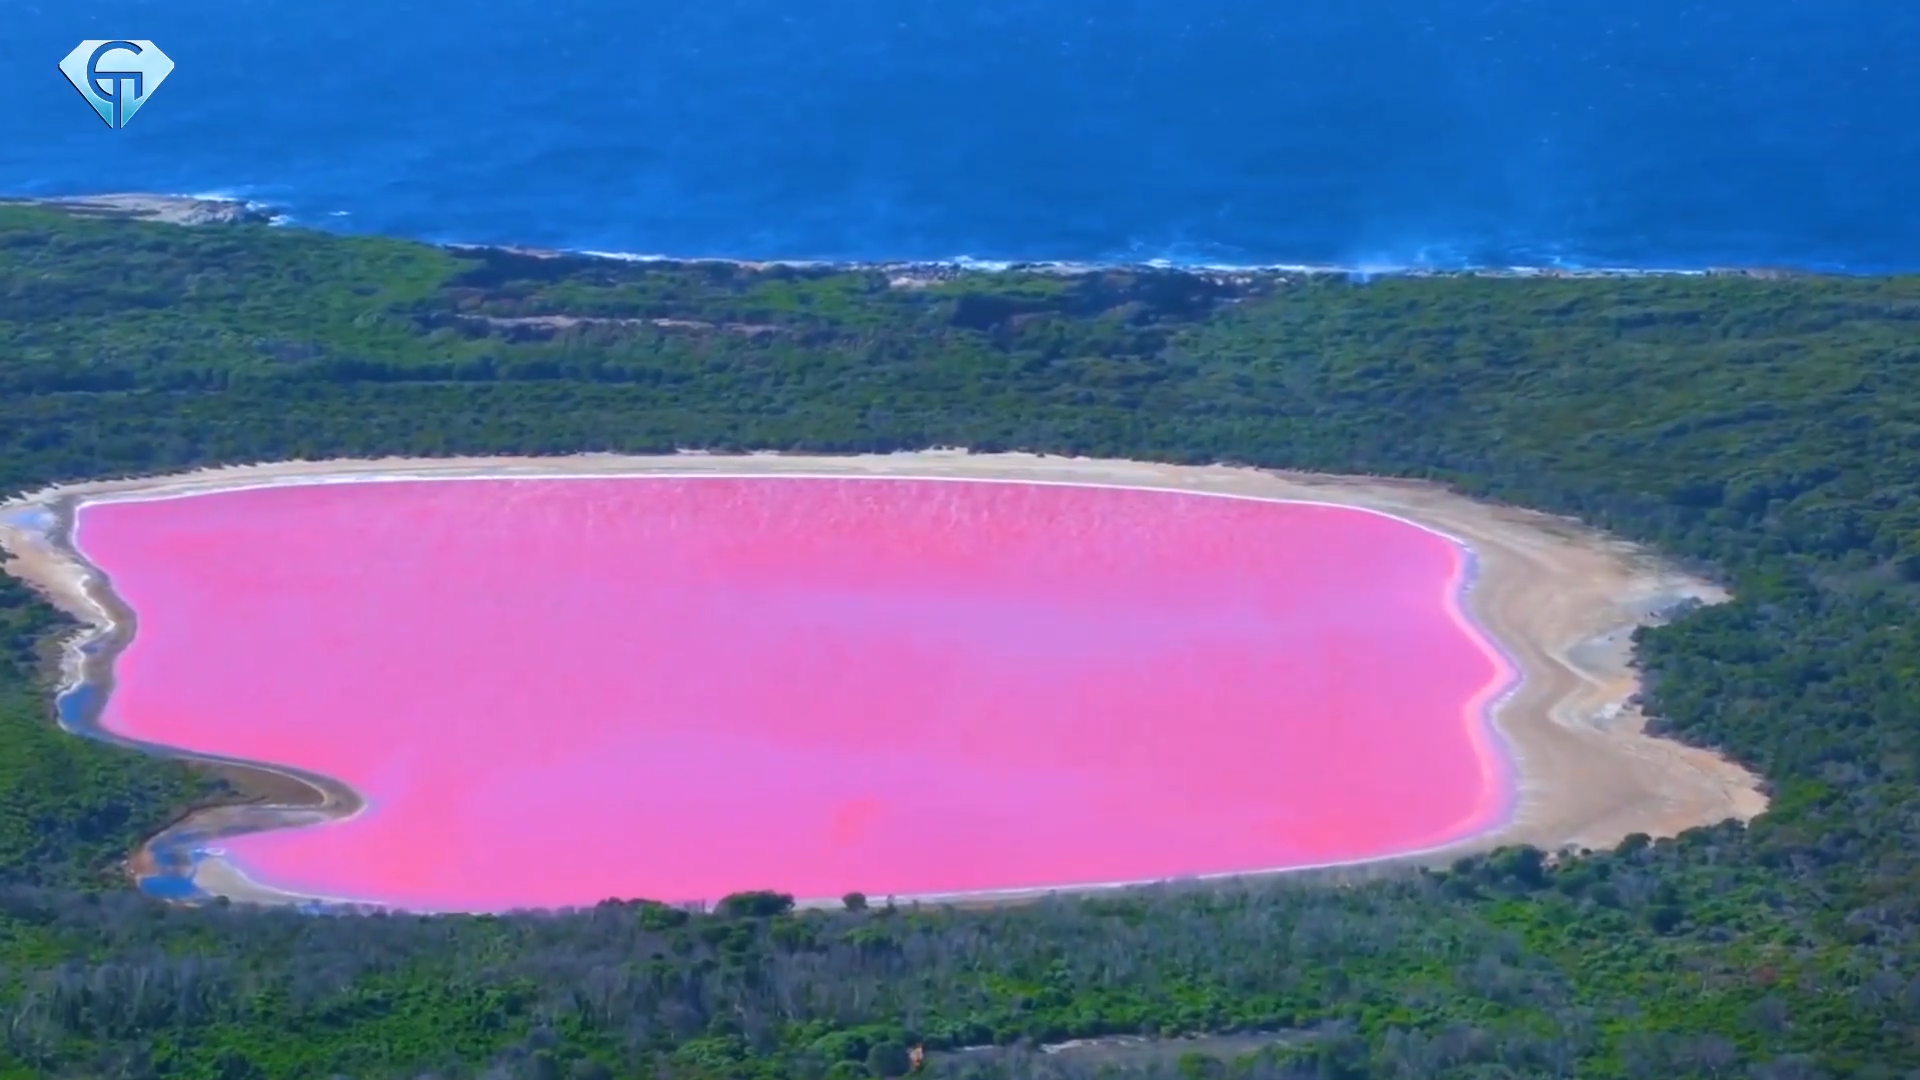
[0,450,1768,909]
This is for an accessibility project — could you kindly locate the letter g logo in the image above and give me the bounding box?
[59,40,176,129]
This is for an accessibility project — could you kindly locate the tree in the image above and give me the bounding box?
[866,1040,913,1078]
[717,890,795,919]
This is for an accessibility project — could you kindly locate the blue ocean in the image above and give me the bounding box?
[4,0,1916,271]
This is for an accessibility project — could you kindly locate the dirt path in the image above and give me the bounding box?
[0,450,1767,906]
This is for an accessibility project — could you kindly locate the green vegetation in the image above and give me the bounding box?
[2,203,1919,1079]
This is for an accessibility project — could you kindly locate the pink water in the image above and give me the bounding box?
[75,476,1514,912]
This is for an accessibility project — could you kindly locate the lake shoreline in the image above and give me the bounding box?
[0,451,1767,912]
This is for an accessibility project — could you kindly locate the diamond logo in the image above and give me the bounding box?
[59,41,174,129]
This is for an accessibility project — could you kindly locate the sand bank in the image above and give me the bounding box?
[0,451,1768,908]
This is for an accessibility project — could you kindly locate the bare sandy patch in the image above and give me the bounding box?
[0,193,273,226]
[0,450,1767,908]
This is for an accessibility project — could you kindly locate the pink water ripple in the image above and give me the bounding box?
[75,476,1513,911]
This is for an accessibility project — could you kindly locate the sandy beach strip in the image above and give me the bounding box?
[0,450,1769,908]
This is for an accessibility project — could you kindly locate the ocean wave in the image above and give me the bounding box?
[465,243,1753,281]
[39,192,1798,280]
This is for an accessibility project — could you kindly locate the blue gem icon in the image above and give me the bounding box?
[59,40,175,129]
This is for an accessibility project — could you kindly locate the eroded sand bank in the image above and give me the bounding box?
[0,451,1768,908]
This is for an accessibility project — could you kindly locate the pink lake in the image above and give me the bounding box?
[75,476,1514,911]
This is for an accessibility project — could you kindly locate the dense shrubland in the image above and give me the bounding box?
[1,205,1918,1079]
